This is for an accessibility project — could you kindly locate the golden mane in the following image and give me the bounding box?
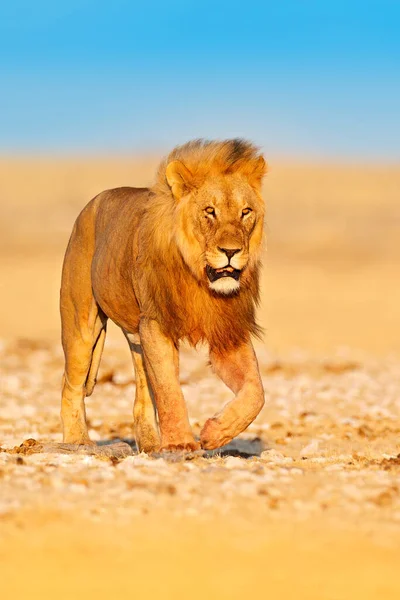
[129,138,267,352]
[153,138,266,197]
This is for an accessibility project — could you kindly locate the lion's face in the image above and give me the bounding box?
[174,174,265,295]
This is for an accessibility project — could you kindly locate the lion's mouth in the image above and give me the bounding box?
[206,265,241,283]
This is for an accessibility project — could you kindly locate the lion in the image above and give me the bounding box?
[60,139,267,454]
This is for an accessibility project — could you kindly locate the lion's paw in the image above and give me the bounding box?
[151,440,203,461]
[159,440,201,453]
[200,418,231,450]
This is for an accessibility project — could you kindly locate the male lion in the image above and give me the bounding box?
[60,139,267,454]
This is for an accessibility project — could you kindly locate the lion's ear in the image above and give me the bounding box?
[166,160,194,200]
[231,156,267,190]
[243,156,268,189]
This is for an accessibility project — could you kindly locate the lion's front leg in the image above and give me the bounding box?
[200,341,265,450]
[139,318,200,453]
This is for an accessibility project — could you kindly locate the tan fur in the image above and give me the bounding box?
[60,139,267,452]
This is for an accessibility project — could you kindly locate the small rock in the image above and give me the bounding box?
[260,450,293,464]
[300,439,320,458]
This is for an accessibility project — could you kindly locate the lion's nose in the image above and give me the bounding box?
[218,247,241,260]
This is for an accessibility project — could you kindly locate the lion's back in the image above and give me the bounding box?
[92,187,150,239]
[62,186,152,332]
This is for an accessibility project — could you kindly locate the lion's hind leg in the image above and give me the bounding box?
[59,209,108,446]
[61,298,106,445]
[125,332,160,453]
[57,303,132,458]
[85,326,107,397]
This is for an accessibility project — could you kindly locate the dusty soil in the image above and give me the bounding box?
[1,158,400,598]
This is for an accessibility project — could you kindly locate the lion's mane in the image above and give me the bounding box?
[135,139,266,352]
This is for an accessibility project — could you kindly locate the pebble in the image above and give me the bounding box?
[260,450,294,464]
[300,439,320,458]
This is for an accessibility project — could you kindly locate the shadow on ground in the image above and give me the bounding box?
[114,436,265,459]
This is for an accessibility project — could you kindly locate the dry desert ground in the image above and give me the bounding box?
[1,157,400,599]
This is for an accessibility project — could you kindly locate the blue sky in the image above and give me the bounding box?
[1,0,399,159]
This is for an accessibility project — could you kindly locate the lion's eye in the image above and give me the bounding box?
[205,207,216,216]
[242,207,252,217]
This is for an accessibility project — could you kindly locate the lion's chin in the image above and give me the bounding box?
[209,277,240,295]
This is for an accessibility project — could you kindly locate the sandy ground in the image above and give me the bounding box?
[1,157,400,598]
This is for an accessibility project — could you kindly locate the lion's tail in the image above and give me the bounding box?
[85,326,107,397]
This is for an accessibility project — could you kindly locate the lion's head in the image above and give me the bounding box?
[155,139,267,296]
